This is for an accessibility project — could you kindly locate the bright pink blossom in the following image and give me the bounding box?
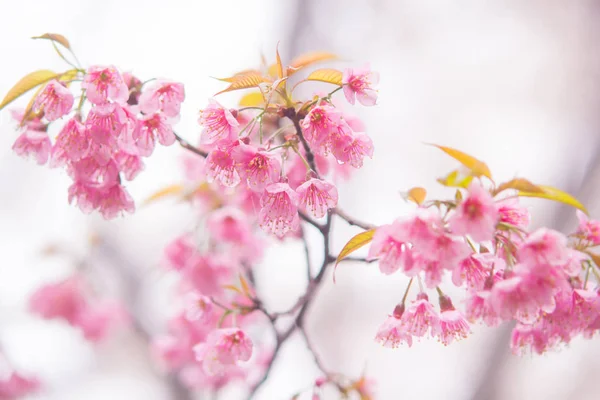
[368,223,412,274]
[400,293,439,337]
[510,324,550,355]
[452,253,503,290]
[194,328,253,376]
[300,105,340,150]
[114,150,144,180]
[259,183,300,237]
[0,371,40,399]
[331,130,374,168]
[29,276,86,324]
[83,65,129,105]
[133,113,175,156]
[517,228,569,267]
[206,144,241,187]
[206,207,253,245]
[52,118,89,164]
[139,80,185,117]
[86,103,127,147]
[496,198,530,229]
[342,66,379,106]
[198,99,239,144]
[164,235,197,271]
[435,296,470,345]
[33,80,73,121]
[232,143,281,192]
[12,129,51,165]
[296,178,338,219]
[449,183,498,242]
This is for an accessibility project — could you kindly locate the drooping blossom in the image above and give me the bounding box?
[368,222,412,275]
[114,150,144,180]
[452,253,503,290]
[300,105,340,150]
[342,66,379,106]
[29,276,87,324]
[198,99,239,144]
[258,182,299,237]
[375,315,412,348]
[194,328,253,376]
[82,65,129,105]
[94,183,135,219]
[232,143,281,192]
[400,293,439,337]
[0,371,40,399]
[496,198,530,230]
[139,80,185,117]
[132,112,175,156]
[517,228,569,268]
[33,80,74,121]
[449,183,498,242]
[435,295,471,345]
[206,207,253,245]
[296,178,338,219]
[164,235,198,271]
[51,117,89,165]
[206,143,241,187]
[85,103,127,148]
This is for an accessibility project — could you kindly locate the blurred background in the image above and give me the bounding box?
[2,0,600,399]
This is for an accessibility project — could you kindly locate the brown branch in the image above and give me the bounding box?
[173,132,208,158]
[333,208,377,231]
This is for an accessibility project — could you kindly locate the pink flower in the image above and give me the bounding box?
[400,293,439,337]
[164,235,197,271]
[198,99,239,144]
[68,181,102,214]
[368,223,412,275]
[95,183,135,219]
[449,183,498,242]
[375,316,412,348]
[296,178,338,219]
[342,66,379,106]
[259,183,300,237]
[496,198,530,229]
[232,143,281,192]
[33,80,73,121]
[510,324,550,355]
[86,103,127,147]
[75,302,128,342]
[434,296,470,345]
[206,207,253,245]
[465,290,501,326]
[576,210,600,245]
[83,65,129,105]
[133,113,175,156]
[29,276,87,324]
[0,371,40,399]
[331,130,374,168]
[517,228,569,267]
[206,144,241,187]
[152,335,191,370]
[139,80,185,118]
[452,253,502,290]
[114,150,144,180]
[182,254,232,296]
[194,328,253,376]
[184,292,214,323]
[300,105,341,150]
[12,129,51,165]
[51,118,89,164]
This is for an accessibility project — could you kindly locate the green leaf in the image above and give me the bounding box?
[0,70,58,111]
[436,170,473,188]
[430,144,492,179]
[238,91,265,107]
[519,185,588,215]
[334,229,376,282]
[306,68,343,86]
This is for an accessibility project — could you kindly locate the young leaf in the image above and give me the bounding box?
[216,69,264,83]
[288,51,338,75]
[222,284,242,294]
[306,68,343,86]
[406,187,427,205]
[275,44,284,79]
[493,178,544,195]
[436,170,473,188]
[0,70,58,111]
[32,33,71,50]
[334,229,376,282]
[238,91,265,107]
[141,184,185,206]
[239,274,252,297]
[519,185,588,215]
[430,144,492,179]
[216,72,272,95]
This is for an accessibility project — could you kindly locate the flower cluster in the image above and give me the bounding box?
[372,177,600,354]
[11,65,184,218]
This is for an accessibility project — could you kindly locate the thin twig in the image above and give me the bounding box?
[173,132,208,158]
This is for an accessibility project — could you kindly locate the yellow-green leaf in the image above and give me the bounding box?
[238,91,265,107]
[306,68,343,86]
[0,70,58,111]
[288,51,338,75]
[406,187,427,205]
[585,251,600,268]
[519,185,588,215]
[334,229,376,282]
[141,184,185,206]
[32,33,71,50]
[493,178,543,196]
[216,72,271,95]
[430,144,492,179]
[437,170,473,188]
[239,274,252,297]
[275,44,284,79]
[222,284,242,294]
